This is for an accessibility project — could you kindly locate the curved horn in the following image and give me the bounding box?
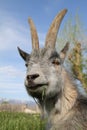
[45,9,67,48]
[28,18,39,50]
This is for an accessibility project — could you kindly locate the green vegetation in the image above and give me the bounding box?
[57,14,87,91]
[0,112,45,130]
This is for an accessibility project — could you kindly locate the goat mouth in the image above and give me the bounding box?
[27,82,48,90]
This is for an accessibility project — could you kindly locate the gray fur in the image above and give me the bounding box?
[18,9,87,130]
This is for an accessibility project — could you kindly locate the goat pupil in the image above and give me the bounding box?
[52,59,60,65]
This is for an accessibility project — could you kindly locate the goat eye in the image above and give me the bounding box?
[52,59,60,65]
[25,63,28,67]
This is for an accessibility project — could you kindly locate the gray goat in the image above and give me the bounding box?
[18,9,87,130]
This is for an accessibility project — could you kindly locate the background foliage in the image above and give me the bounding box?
[57,13,87,92]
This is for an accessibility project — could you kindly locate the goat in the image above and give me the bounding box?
[18,9,87,130]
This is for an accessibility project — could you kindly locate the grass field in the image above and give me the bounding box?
[0,112,45,130]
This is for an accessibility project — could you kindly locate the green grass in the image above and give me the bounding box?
[0,112,45,130]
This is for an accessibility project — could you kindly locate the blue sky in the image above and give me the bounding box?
[0,0,87,101]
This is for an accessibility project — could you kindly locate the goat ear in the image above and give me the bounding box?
[60,42,69,62]
[17,47,29,61]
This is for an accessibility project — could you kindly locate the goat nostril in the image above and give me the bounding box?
[27,74,39,80]
[31,74,39,79]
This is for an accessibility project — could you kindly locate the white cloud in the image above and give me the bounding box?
[0,65,25,79]
[0,10,31,51]
[0,66,29,100]
[0,65,25,91]
[0,81,33,101]
[0,82,25,94]
[0,9,45,101]
[0,83,24,93]
[0,10,46,52]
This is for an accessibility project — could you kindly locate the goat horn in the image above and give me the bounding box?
[28,18,39,50]
[45,9,67,48]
